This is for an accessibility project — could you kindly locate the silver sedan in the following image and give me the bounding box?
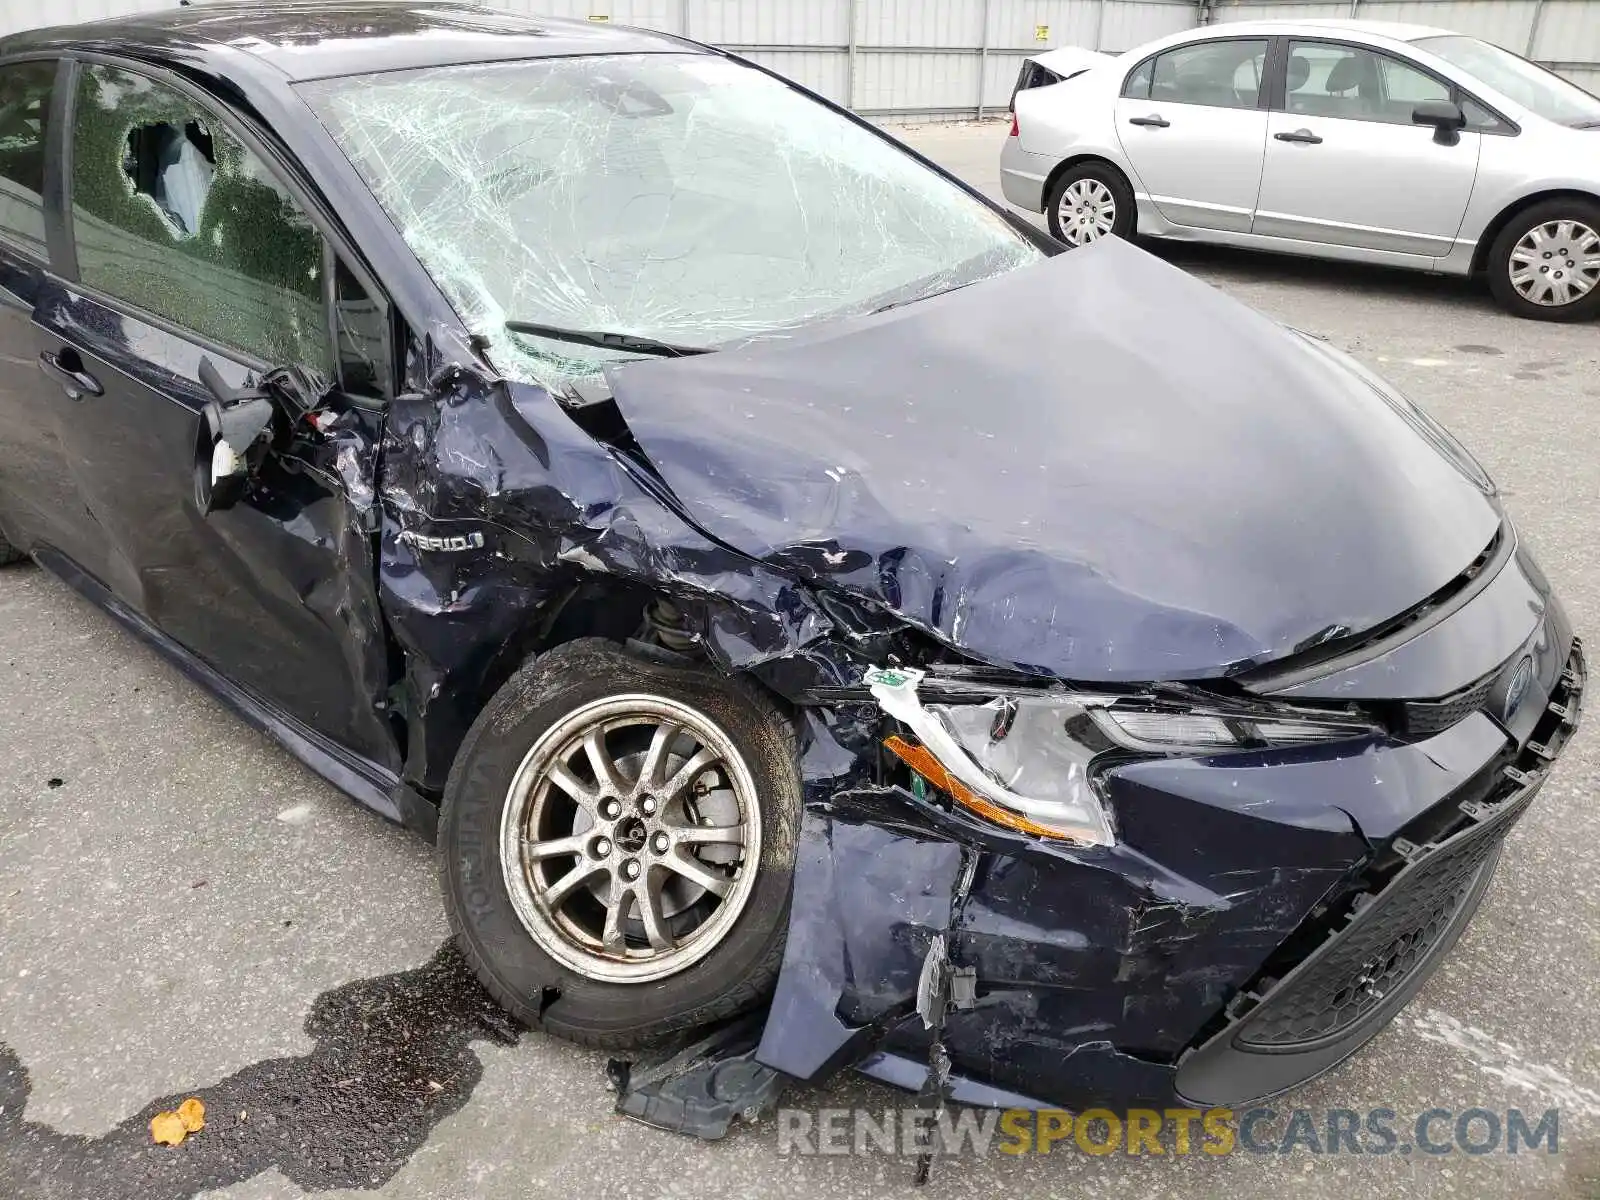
[1001,19,1600,320]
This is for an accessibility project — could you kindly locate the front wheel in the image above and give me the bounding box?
[1487,199,1600,322]
[0,528,25,566]
[1046,162,1136,247]
[438,638,800,1050]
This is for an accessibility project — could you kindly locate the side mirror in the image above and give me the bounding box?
[1413,99,1467,145]
[192,357,279,514]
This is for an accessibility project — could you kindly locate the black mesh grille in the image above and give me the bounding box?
[1236,792,1523,1048]
[1401,673,1497,736]
[1229,639,1584,1052]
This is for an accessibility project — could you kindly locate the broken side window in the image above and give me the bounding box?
[70,63,332,371]
[0,60,55,261]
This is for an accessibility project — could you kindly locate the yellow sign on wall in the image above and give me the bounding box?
[588,13,610,21]
[1035,24,1050,42]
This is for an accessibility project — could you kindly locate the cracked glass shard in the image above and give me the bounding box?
[300,54,1040,388]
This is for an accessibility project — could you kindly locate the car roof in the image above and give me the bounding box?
[1169,17,1454,44]
[0,1,701,81]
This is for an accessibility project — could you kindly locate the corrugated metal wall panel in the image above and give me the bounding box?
[1533,0,1600,61]
[1365,0,1535,46]
[984,50,1033,104]
[739,48,851,100]
[1100,0,1195,49]
[855,47,983,109]
[1560,64,1600,92]
[3,0,1597,113]
[490,0,680,29]
[987,0,1100,50]
[860,0,984,47]
[687,0,850,45]
[1209,3,1343,23]
[0,0,168,37]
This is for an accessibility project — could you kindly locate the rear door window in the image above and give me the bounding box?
[1146,40,1269,110]
[69,63,331,369]
[0,60,55,260]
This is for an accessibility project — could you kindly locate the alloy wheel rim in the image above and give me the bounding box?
[499,694,761,983]
[1058,178,1117,246]
[1509,219,1600,307]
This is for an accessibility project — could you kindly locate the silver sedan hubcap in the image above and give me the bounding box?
[499,694,761,983]
[1509,219,1600,307]
[1057,178,1117,246]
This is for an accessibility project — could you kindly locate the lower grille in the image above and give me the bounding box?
[1401,672,1497,736]
[1236,793,1520,1049]
[1230,638,1585,1053]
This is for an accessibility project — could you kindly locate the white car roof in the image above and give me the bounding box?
[1157,18,1454,45]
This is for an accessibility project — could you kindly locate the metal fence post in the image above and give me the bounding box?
[977,0,992,119]
[1525,0,1548,57]
[846,0,859,112]
[679,0,689,38]
[1094,0,1108,52]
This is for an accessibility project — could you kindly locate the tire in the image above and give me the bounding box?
[0,528,24,566]
[438,638,801,1050]
[1046,161,1136,248]
[1486,197,1600,322]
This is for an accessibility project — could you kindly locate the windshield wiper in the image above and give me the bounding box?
[505,320,712,358]
[871,279,980,315]
[1571,119,1600,129]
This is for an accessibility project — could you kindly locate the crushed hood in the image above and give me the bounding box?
[604,238,1499,681]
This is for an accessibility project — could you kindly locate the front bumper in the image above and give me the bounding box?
[1177,636,1583,1105]
[755,618,1582,1110]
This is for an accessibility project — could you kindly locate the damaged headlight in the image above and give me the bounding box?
[865,667,1379,847]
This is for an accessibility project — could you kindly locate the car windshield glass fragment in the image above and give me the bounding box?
[1413,35,1600,126]
[301,54,1041,387]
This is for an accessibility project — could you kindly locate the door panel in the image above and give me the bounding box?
[1254,113,1480,256]
[1254,42,1482,256]
[1116,103,1270,232]
[0,58,108,573]
[46,58,400,770]
[0,257,111,572]
[1115,39,1271,233]
[40,293,400,770]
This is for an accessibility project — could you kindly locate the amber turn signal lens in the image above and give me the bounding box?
[883,734,1092,841]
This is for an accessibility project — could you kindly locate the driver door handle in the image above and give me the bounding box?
[38,349,103,400]
[1128,114,1170,128]
[1275,128,1324,144]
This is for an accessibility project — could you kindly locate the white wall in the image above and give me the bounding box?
[1,0,1595,115]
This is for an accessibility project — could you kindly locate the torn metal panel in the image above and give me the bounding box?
[607,1014,786,1140]
[375,371,847,795]
[753,757,1375,1108]
[604,239,1501,683]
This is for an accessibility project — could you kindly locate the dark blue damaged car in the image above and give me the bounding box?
[0,4,1583,1126]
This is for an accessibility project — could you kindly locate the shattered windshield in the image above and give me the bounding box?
[300,54,1041,386]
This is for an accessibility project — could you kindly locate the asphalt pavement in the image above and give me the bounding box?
[2,119,1598,1200]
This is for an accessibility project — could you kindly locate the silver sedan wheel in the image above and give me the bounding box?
[1508,219,1600,307]
[1056,177,1117,246]
[499,694,762,983]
